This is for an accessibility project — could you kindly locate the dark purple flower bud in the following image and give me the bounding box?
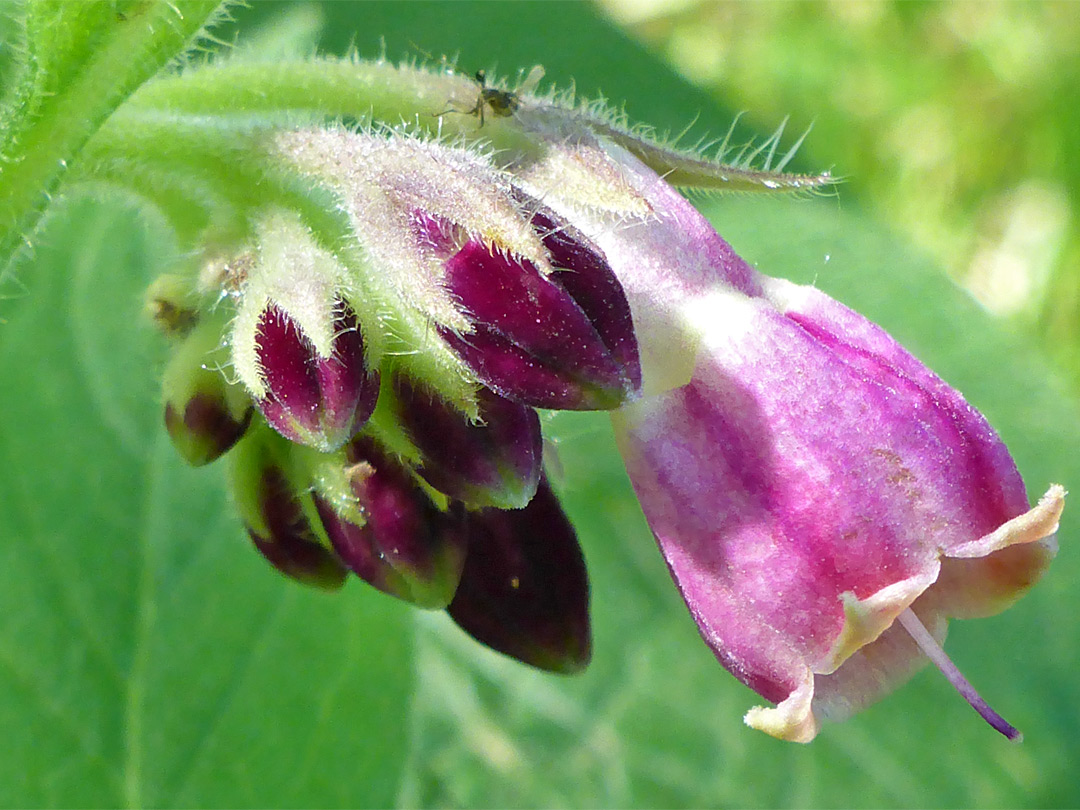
[448,479,591,673]
[422,209,640,410]
[248,469,348,590]
[227,430,347,590]
[392,376,542,509]
[530,206,642,395]
[254,300,380,452]
[314,437,467,608]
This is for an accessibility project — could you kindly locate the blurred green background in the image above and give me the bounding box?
[1,2,1079,808]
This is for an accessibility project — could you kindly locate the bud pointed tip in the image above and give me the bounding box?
[251,301,379,452]
[316,440,468,608]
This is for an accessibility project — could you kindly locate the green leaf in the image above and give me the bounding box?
[0,197,413,808]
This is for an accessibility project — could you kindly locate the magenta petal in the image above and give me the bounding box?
[614,289,1054,735]
[518,140,1064,739]
[447,479,591,673]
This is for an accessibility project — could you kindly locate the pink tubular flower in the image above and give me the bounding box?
[511,125,1065,742]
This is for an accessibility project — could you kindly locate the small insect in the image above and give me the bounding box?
[436,64,545,127]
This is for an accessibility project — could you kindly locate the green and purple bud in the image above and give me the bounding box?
[275,130,640,413]
[251,299,379,452]
[313,437,468,608]
[145,274,200,339]
[425,204,641,410]
[157,303,253,467]
[227,426,347,590]
[448,478,591,674]
[228,211,380,453]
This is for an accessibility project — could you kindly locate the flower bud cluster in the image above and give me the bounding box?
[145,132,640,672]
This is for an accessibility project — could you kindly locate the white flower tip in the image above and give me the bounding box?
[743,672,818,743]
[949,483,1066,560]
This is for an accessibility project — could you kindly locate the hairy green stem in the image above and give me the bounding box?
[120,57,832,193]
[121,58,512,138]
[78,115,351,243]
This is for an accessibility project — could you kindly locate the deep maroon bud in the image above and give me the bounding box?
[420,210,640,410]
[448,479,591,673]
[161,311,253,466]
[227,429,347,590]
[254,300,379,452]
[314,437,467,608]
[393,376,542,509]
[248,468,348,589]
[530,206,642,395]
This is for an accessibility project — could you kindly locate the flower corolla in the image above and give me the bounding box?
[504,112,1063,741]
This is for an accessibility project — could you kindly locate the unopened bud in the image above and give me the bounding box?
[448,479,591,673]
[227,211,382,453]
[227,427,347,590]
[392,376,541,509]
[145,274,200,338]
[430,202,640,410]
[314,437,467,608]
[161,310,252,466]
[253,300,379,452]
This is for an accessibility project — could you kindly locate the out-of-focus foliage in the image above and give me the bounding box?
[597,0,1080,387]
